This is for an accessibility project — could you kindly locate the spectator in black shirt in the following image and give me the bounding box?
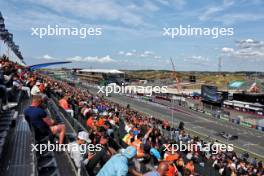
[86,134,111,176]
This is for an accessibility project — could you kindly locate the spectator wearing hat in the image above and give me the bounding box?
[97,146,137,176]
[68,131,94,176]
[31,81,41,96]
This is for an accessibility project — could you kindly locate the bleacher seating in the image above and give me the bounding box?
[28,120,60,176]
[0,110,15,158]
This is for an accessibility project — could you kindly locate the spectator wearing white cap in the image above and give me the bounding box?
[31,81,41,96]
[68,131,94,176]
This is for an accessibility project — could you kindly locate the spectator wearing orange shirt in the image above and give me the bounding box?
[96,117,105,127]
[59,96,74,117]
[122,130,134,146]
[185,160,195,174]
[164,152,179,176]
[166,163,178,176]
[131,133,145,158]
[39,83,45,93]
[86,116,96,130]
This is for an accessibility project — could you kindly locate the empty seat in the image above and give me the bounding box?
[0,125,9,132]
[36,150,55,159]
[0,111,14,160]
[38,156,58,169]
[0,131,7,138]
[0,121,12,126]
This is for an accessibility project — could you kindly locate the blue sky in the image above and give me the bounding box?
[0,0,264,71]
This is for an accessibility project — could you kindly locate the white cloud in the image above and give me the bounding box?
[154,55,162,59]
[118,50,161,59]
[214,13,264,25]
[144,50,154,55]
[125,52,133,56]
[118,51,125,55]
[41,54,115,63]
[245,39,254,43]
[236,39,264,49]
[222,39,264,58]
[183,55,210,66]
[2,0,166,39]
[24,0,146,26]
[142,0,160,12]
[154,0,186,8]
[199,0,234,21]
[41,54,57,60]
[69,55,115,63]
[222,47,234,53]
[186,55,209,61]
[198,0,264,24]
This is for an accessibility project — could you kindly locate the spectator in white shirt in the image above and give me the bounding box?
[68,131,94,176]
[13,75,31,97]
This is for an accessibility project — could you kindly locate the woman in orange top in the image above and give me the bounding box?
[164,150,179,176]
[86,116,95,129]
[185,160,195,174]
[131,138,145,158]
[39,83,45,93]
[59,96,70,110]
[96,117,105,127]
[166,163,178,176]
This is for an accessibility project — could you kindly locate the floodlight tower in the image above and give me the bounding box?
[218,56,222,72]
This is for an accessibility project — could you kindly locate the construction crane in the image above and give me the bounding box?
[170,58,181,92]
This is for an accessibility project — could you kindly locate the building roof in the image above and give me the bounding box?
[79,69,124,74]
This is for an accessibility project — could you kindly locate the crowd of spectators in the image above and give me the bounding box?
[0,56,66,145]
[0,55,30,111]
[1,56,263,176]
[36,74,263,176]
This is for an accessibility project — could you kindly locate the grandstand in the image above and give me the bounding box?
[223,100,264,115]
[76,69,125,85]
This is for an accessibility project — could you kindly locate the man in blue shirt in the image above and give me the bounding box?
[24,95,66,144]
[96,146,137,176]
